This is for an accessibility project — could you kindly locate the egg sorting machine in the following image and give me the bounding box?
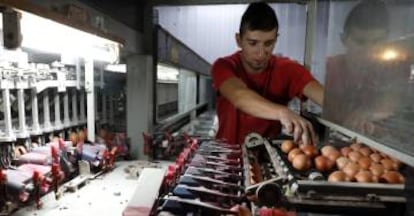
[243,129,411,216]
[0,2,126,214]
[125,124,412,216]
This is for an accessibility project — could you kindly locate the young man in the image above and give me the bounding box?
[211,2,324,145]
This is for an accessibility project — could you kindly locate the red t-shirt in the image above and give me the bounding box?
[211,51,316,144]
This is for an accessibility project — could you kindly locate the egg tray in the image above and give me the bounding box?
[269,139,407,199]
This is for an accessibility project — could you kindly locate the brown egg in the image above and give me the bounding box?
[327,150,341,162]
[358,157,371,170]
[350,142,364,151]
[340,146,352,157]
[389,157,403,170]
[301,145,318,158]
[343,162,360,179]
[314,155,330,172]
[348,151,363,162]
[328,171,347,182]
[98,128,108,139]
[380,171,405,184]
[381,159,395,171]
[370,153,382,163]
[355,170,373,183]
[369,163,385,177]
[69,132,79,146]
[380,152,389,159]
[281,140,295,154]
[336,156,350,170]
[292,154,311,171]
[78,130,87,142]
[288,148,303,162]
[326,158,336,171]
[321,145,337,157]
[359,147,373,157]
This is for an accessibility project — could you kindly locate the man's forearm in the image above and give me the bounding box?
[231,88,286,120]
[303,81,324,106]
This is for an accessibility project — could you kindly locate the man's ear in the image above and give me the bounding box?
[236,33,242,48]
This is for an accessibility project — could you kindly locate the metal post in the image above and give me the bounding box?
[80,90,86,124]
[85,58,95,142]
[2,88,14,140]
[43,90,53,132]
[17,88,28,138]
[76,58,81,90]
[95,89,99,121]
[102,93,107,124]
[54,90,62,130]
[31,88,41,135]
[63,91,70,128]
[109,95,114,125]
[99,67,104,124]
[71,89,79,125]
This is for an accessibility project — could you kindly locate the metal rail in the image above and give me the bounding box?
[155,102,208,131]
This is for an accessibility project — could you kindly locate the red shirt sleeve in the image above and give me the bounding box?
[211,58,236,91]
[283,61,316,101]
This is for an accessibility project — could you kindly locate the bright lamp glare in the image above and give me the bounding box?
[381,49,399,61]
[19,11,120,63]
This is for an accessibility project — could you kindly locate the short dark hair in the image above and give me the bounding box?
[239,2,279,36]
[343,0,389,36]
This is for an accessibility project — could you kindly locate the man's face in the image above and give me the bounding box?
[342,27,388,61]
[236,29,278,73]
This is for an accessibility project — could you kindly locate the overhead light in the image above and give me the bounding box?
[18,10,120,63]
[157,64,179,81]
[105,64,126,73]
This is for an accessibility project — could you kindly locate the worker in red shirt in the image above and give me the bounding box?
[211,2,324,145]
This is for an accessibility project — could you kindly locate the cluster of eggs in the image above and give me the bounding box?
[280,140,405,184]
[69,128,87,146]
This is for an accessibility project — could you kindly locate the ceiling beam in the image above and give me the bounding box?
[150,0,309,6]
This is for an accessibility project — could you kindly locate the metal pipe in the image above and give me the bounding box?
[17,88,28,137]
[79,90,86,124]
[109,96,114,125]
[2,88,13,139]
[31,89,41,134]
[102,93,107,124]
[71,89,78,125]
[95,90,99,121]
[85,58,95,142]
[43,90,52,132]
[54,90,62,130]
[63,91,70,128]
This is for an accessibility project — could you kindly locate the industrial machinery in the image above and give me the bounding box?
[0,2,126,215]
[127,126,411,216]
[243,132,408,215]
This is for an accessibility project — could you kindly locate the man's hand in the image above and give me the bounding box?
[230,204,252,216]
[278,108,316,145]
